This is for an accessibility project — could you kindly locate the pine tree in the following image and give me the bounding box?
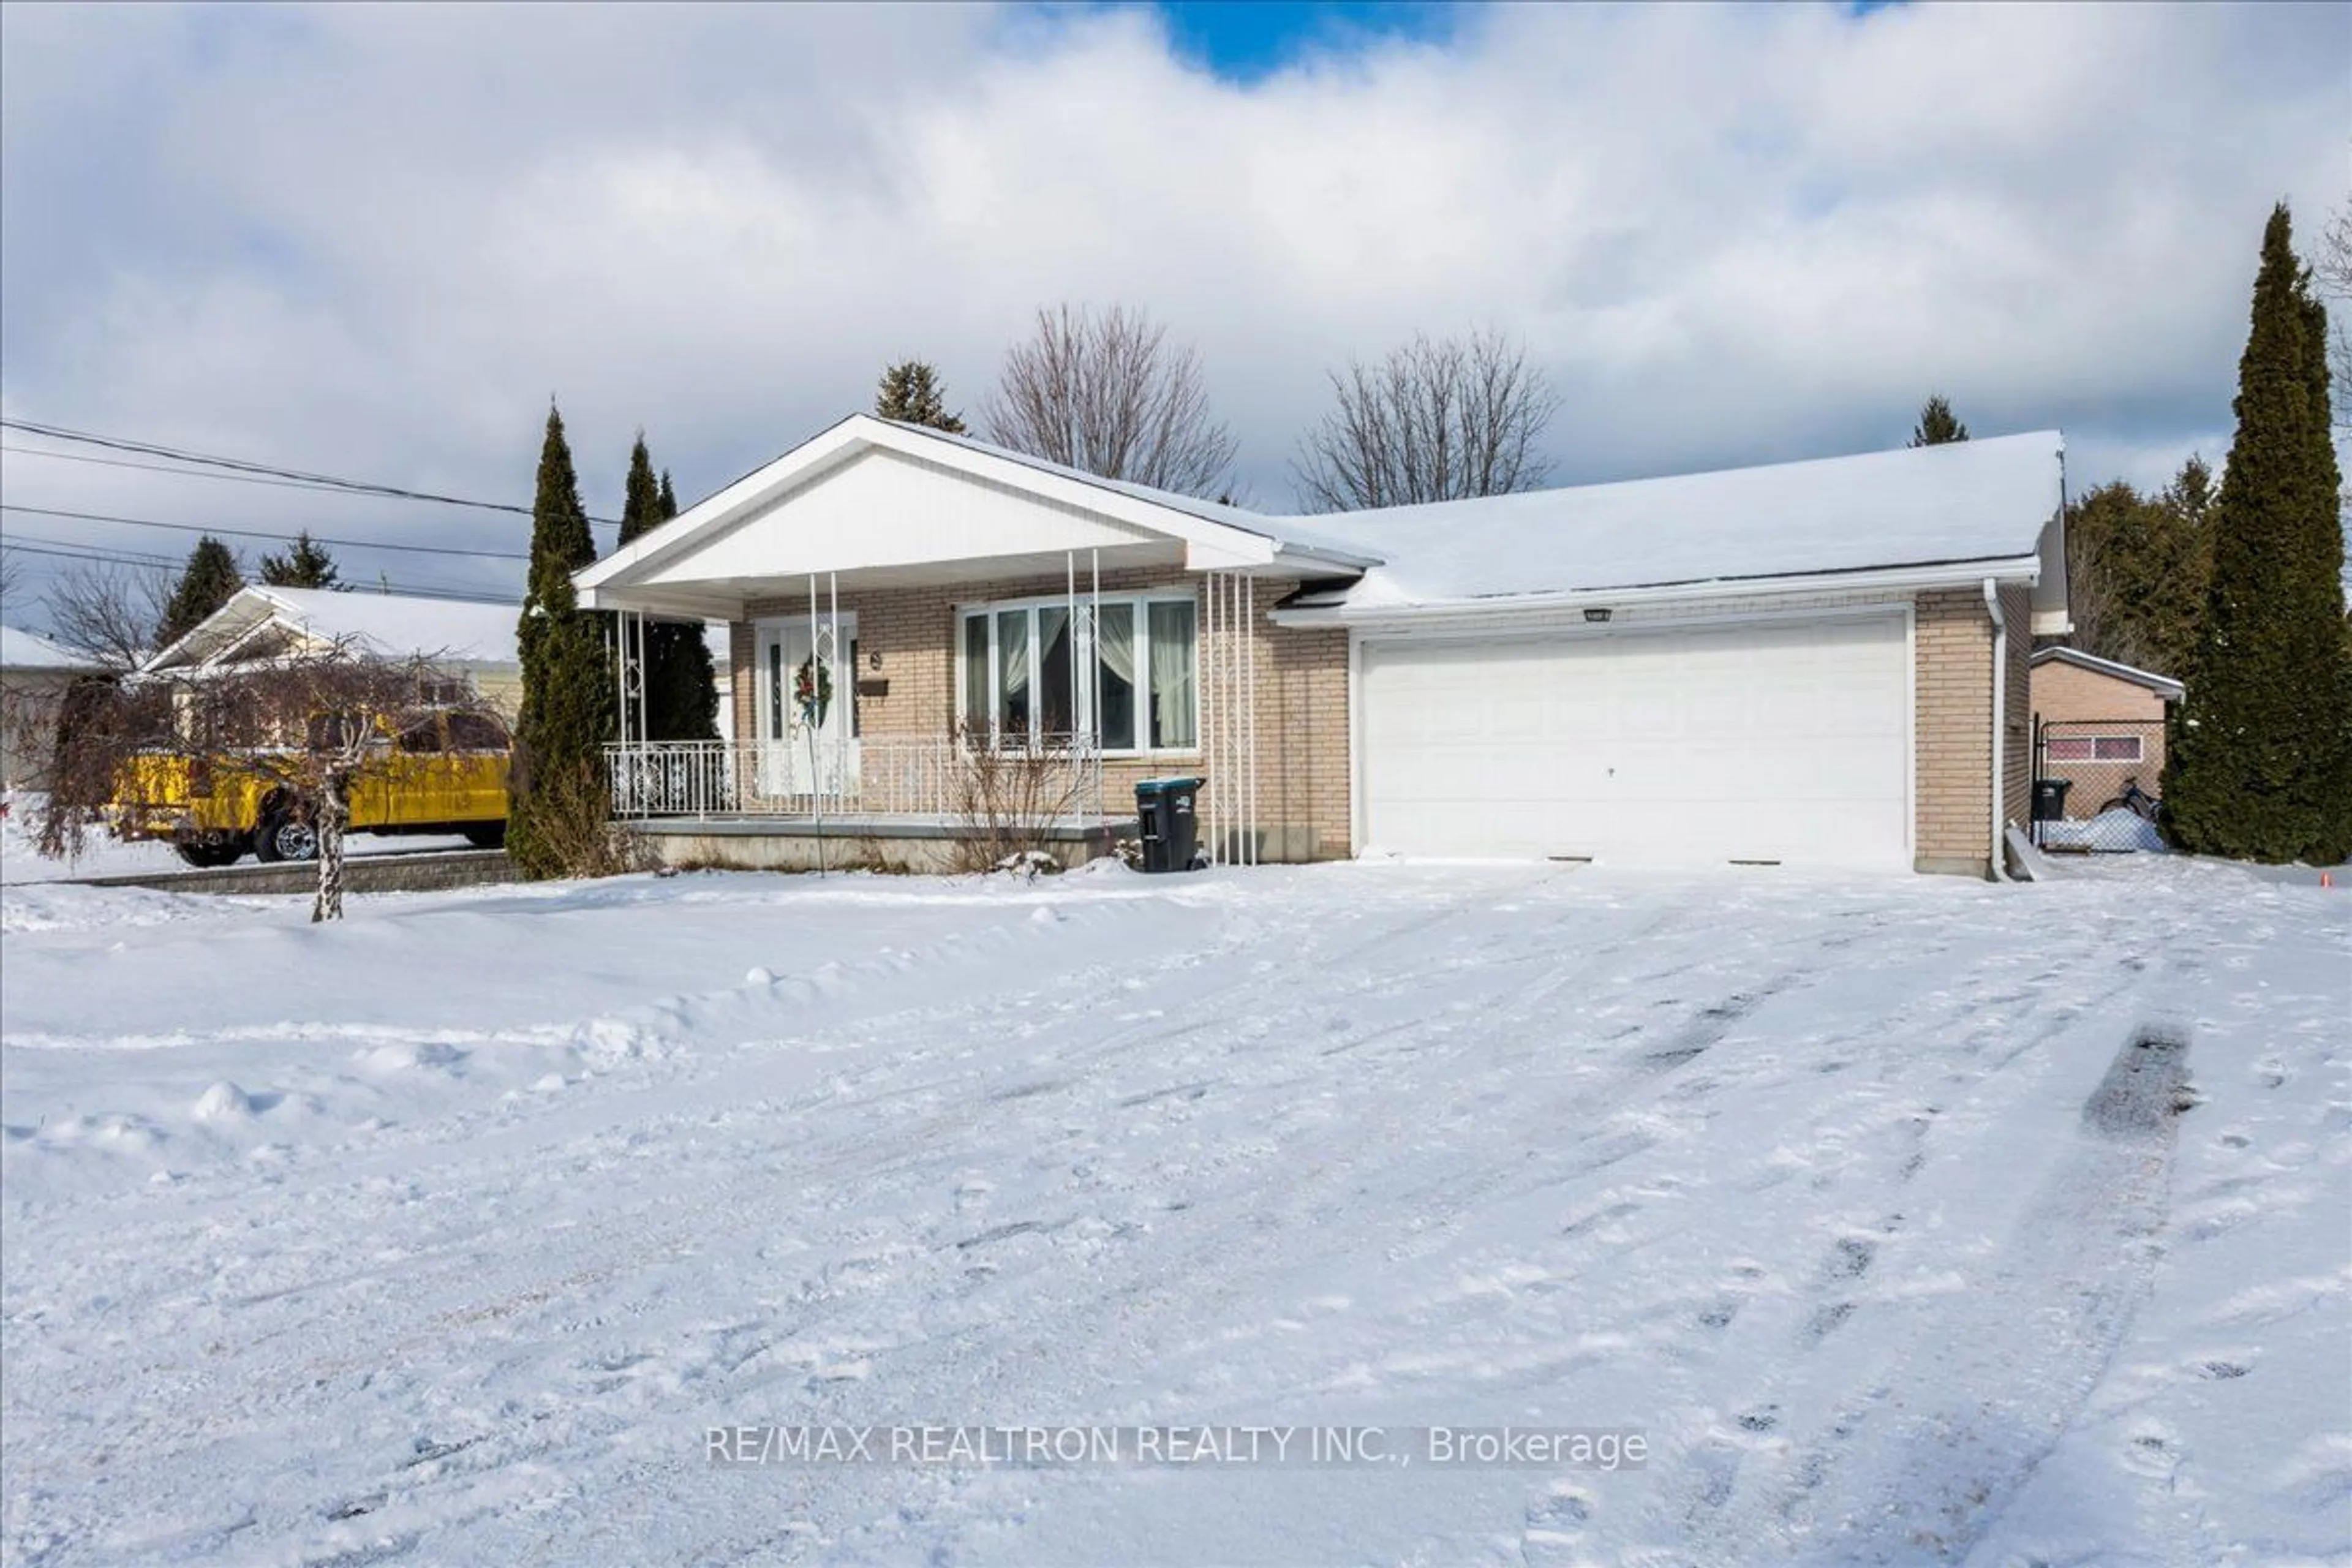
[1909,395,1970,447]
[875,360,967,433]
[156,535,246,647]
[612,437,718,742]
[2166,204,2352,863]
[258,530,342,590]
[2064,473,2207,680]
[507,405,617,877]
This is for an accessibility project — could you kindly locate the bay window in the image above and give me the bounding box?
[959,592,1198,752]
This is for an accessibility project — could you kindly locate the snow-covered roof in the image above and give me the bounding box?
[1286,431,2067,610]
[2029,645,2184,700]
[143,586,521,674]
[0,624,94,672]
[581,415,2065,620]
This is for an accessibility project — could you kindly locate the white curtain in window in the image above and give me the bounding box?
[998,609,1031,741]
[1149,601,1196,749]
[1095,603,1136,750]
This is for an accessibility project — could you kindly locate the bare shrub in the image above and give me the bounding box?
[947,725,1086,875]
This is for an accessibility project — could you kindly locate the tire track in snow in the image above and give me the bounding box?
[1672,1021,2198,1566]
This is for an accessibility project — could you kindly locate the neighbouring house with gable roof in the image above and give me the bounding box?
[139,586,525,717]
[577,417,2070,878]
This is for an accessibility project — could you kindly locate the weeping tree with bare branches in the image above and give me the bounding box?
[982,304,1238,499]
[1292,330,1561,512]
[31,639,473,921]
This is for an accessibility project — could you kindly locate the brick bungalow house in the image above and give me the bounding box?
[576,417,2069,878]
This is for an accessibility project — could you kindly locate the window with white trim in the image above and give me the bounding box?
[958,592,1197,753]
[2046,735,2143,764]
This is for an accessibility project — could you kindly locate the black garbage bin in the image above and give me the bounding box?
[1134,777,1204,873]
[2030,778,2071,822]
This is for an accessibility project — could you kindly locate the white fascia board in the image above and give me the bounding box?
[577,415,1306,594]
[575,417,869,591]
[1267,557,2045,630]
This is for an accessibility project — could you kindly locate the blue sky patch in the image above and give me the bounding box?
[1125,2,1468,80]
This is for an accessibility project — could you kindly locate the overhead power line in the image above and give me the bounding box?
[0,535,519,605]
[0,503,530,560]
[0,418,624,530]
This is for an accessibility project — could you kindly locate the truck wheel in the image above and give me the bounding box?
[462,823,507,849]
[255,813,318,863]
[175,839,237,868]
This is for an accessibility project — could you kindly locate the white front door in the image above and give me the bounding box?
[1357,613,1911,869]
[756,615,858,802]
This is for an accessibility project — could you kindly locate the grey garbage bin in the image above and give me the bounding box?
[1134,777,1204,872]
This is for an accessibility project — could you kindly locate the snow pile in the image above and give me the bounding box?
[1,861,2344,1565]
[2038,807,2168,853]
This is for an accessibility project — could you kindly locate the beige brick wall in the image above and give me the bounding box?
[731,568,1354,862]
[1913,584,2031,875]
[2029,660,2169,726]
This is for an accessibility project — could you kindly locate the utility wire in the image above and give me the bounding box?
[0,536,519,604]
[0,503,531,560]
[0,418,624,530]
[1,443,425,500]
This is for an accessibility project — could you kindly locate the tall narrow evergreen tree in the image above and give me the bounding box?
[875,360,967,433]
[1909,395,1970,447]
[258,530,341,590]
[619,434,664,548]
[615,434,718,741]
[507,405,617,877]
[2166,205,2352,863]
[155,535,246,647]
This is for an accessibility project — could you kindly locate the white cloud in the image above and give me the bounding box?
[1,1,2343,612]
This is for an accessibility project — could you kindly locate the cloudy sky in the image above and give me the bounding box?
[1,1,2345,619]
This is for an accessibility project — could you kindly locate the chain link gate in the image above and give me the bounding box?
[2030,717,2170,852]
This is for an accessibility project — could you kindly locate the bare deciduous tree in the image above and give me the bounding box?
[0,546,23,612]
[34,640,472,921]
[40,559,168,673]
[1292,330,1561,513]
[2316,202,2351,431]
[982,304,1238,499]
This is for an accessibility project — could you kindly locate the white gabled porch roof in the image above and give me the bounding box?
[575,415,1378,619]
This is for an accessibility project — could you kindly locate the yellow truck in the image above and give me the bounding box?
[113,709,512,867]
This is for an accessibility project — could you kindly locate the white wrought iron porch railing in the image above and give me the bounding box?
[603,737,1107,822]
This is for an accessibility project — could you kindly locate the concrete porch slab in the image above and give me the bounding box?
[619,815,1138,873]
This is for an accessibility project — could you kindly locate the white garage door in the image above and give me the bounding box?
[1359,614,1910,869]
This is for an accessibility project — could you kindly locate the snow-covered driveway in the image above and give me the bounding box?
[2,861,2345,1566]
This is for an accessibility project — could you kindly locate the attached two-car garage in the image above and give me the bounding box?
[1356,613,1912,871]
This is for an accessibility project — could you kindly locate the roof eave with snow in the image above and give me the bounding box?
[2028,644,2185,700]
[1270,555,2047,628]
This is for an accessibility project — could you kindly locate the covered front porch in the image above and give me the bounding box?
[572,417,1369,870]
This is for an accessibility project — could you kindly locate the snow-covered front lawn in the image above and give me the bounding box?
[2,859,2345,1566]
